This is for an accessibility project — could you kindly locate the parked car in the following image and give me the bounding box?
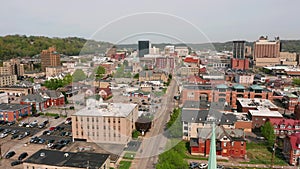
[18,134,25,140]
[189,162,199,169]
[11,134,18,139]
[43,120,49,124]
[49,127,56,131]
[0,133,8,138]
[199,163,208,169]
[0,127,4,132]
[18,152,28,160]
[43,130,50,135]
[7,121,15,126]
[54,115,59,119]
[217,165,224,169]
[18,122,25,127]
[24,131,30,136]
[11,160,22,166]
[38,123,45,129]
[5,151,15,159]
[11,130,19,135]
[3,128,11,134]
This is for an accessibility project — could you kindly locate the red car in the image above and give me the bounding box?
[49,127,55,131]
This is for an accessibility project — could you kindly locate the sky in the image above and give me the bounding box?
[1,0,300,44]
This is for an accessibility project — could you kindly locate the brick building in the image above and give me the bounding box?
[248,107,282,128]
[269,118,300,138]
[283,133,300,165]
[0,103,31,121]
[190,126,246,158]
[41,47,61,71]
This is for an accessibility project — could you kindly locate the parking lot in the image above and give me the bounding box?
[0,115,72,168]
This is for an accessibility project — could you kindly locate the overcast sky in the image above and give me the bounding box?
[1,0,300,44]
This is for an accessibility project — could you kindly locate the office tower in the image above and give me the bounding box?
[254,36,281,67]
[138,40,150,57]
[231,41,249,70]
[40,47,61,71]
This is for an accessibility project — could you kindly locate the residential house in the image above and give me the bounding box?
[190,126,246,158]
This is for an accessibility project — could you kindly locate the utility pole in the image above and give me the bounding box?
[270,137,277,169]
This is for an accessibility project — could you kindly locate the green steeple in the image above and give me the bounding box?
[208,122,217,169]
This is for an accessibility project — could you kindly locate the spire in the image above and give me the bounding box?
[208,122,217,169]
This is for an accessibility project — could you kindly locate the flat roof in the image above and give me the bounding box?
[74,103,137,117]
[249,108,282,118]
[237,98,278,109]
[24,149,109,169]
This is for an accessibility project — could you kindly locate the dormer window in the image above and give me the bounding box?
[288,125,292,129]
[280,124,285,129]
[298,144,300,149]
[273,125,277,129]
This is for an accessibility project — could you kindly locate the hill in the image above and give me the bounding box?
[0,35,112,60]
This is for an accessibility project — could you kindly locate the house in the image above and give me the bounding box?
[40,90,65,107]
[0,103,31,121]
[23,149,110,169]
[186,75,209,85]
[99,87,112,100]
[181,107,237,140]
[190,126,246,158]
[283,133,300,165]
[20,94,48,112]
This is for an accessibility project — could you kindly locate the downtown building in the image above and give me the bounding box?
[231,40,250,70]
[72,98,138,144]
[138,40,150,57]
[40,47,61,71]
[254,36,281,67]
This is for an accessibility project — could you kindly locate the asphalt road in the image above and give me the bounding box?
[131,79,177,169]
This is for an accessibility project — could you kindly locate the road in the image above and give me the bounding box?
[131,79,178,169]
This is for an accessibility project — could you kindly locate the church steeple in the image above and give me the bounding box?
[208,122,217,169]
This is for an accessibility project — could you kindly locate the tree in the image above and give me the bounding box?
[72,69,86,82]
[166,108,182,138]
[156,149,188,169]
[133,73,139,79]
[95,66,106,80]
[292,78,300,86]
[261,121,276,146]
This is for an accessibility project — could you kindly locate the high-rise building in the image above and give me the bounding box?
[138,40,150,57]
[231,41,249,70]
[40,47,61,71]
[1,59,24,77]
[233,41,245,59]
[254,36,281,67]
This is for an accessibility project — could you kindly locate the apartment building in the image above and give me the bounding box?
[0,75,17,87]
[41,47,61,71]
[72,99,138,144]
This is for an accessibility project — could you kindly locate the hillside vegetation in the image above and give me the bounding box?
[0,35,112,60]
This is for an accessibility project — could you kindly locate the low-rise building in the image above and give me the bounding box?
[46,66,64,78]
[39,90,65,107]
[23,149,110,169]
[283,133,300,165]
[190,126,246,158]
[72,99,138,144]
[248,107,283,128]
[20,94,48,112]
[269,118,300,138]
[0,103,31,121]
[0,86,34,103]
[236,98,278,113]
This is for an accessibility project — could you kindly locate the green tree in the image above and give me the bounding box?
[166,108,183,138]
[292,78,300,86]
[63,74,73,85]
[95,66,106,80]
[72,69,86,82]
[133,73,139,79]
[261,121,276,146]
[156,149,188,169]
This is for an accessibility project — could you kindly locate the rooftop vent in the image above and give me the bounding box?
[40,152,45,157]
[64,153,69,157]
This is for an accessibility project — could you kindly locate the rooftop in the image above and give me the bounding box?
[24,149,110,169]
[237,98,278,109]
[0,103,30,111]
[248,108,282,118]
[74,101,137,117]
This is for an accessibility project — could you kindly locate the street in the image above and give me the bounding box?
[131,78,178,169]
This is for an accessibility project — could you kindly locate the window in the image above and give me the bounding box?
[241,141,244,146]
[224,142,227,147]
[87,118,89,122]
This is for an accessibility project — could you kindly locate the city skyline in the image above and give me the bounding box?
[1,0,300,43]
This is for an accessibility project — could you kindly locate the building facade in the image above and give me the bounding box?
[0,75,17,87]
[72,100,138,144]
[41,47,61,71]
[0,103,31,121]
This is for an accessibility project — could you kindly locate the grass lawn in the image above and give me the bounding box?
[123,152,136,160]
[241,141,288,166]
[119,161,132,169]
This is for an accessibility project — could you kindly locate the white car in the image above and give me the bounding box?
[18,122,25,127]
[0,133,8,138]
[199,163,208,169]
